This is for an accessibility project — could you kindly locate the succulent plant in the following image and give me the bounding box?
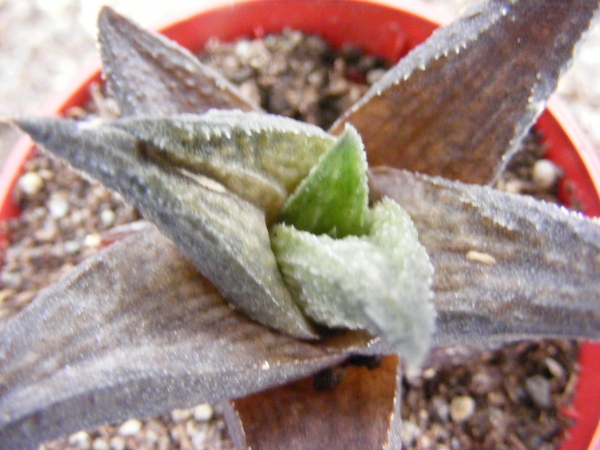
[2,0,600,448]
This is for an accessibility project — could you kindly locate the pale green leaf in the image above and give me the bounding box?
[279,125,370,238]
[111,110,335,222]
[11,115,321,339]
[271,198,435,366]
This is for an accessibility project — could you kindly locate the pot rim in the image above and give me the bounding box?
[0,1,599,448]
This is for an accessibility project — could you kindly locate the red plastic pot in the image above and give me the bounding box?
[1,1,599,448]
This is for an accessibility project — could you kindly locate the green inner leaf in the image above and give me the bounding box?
[271,123,435,366]
[278,125,369,238]
[271,199,435,367]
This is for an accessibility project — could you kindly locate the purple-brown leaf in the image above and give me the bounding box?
[0,228,372,450]
[98,6,259,116]
[370,167,600,346]
[331,0,599,184]
[224,355,402,450]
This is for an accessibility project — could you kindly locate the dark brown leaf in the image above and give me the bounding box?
[0,228,373,450]
[98,6,259,116]
[332,0,599,184]
[224,355,402,450]
[370,167,600,346]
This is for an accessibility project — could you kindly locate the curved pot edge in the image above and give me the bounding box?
[0,59,102,223]
[0,1,598,448]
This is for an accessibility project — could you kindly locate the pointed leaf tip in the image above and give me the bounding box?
[12,114,319,340]
[97,6,259,116]
[279,124,370,238]
[332,0,600,185]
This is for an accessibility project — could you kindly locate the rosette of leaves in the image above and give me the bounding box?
[2,1,600,449]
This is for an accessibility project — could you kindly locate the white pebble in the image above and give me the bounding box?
[235,40,251,58]
[92,437,109,450]
[432,396,449,422]
[171,408,193,423]
[525,375,552,409]
[193,403,214,422]
[158,436,171,448]
[1,271,21,288]
[450,395,475,423]
[83,233,102,248]
[190,427,208,448]
[239,80,261,106]
[18,171,44,195]
[401,421,421,447]
[117,418,142,436]
[109,436,126,450]
[100,209,116,227]
[63,240,81,254]
[38,168,54,180]
[143,428,160,444]
[170,424,184,441]
[545,357,566,381]
[532,159,561,190]
[68,430,91,449]
[34,221,58,242]
[367,68,387,85]
[70,210,84,225]
[48,196,70,219]
[503,178,526,194]
[419,435,433,448]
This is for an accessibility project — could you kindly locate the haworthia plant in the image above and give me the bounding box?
[2,0,600,448]
[12,111,338,340]
[272,125,434,366]
[11,115,437,364]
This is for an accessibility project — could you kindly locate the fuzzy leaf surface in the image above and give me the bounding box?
[110,110,335,222]
[272,199,435,366]
[370,167,600,346]
[331,0,600,185]
[12,114,330,338]
[279,125,370,238]
[0,229,373,450]
[224,356,402,450]
[98,6,258,116]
